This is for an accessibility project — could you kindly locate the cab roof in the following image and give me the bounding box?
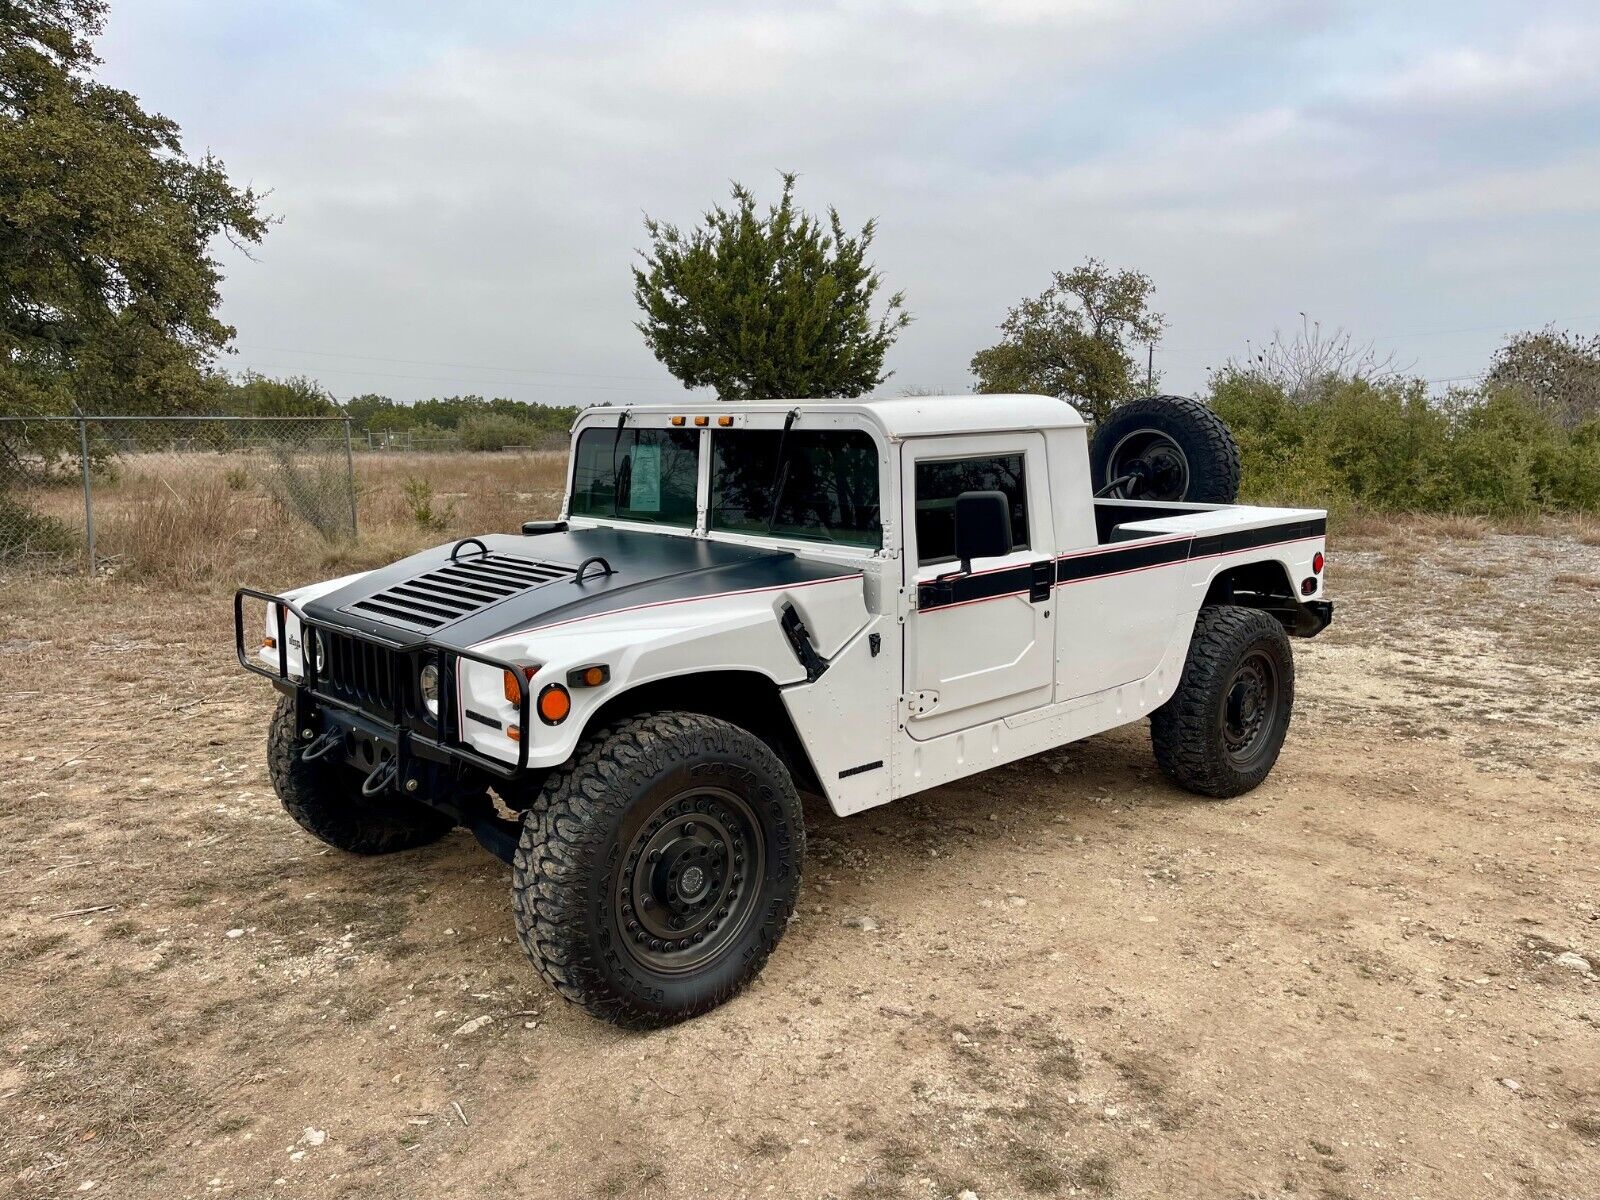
[580,394,1088,438]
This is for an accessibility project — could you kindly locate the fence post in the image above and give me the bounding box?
[77,415,95,577]
[342,416,358,539]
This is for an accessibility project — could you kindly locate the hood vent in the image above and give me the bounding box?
[342,552,576,633]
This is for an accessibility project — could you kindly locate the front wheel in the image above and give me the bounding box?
[511,712,804,1028]
[1151,606,1294,798]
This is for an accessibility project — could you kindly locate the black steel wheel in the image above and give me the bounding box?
[1151,606,1294,798]
[1220,648,1282,771]
[512,712,804,1028]
[1104,427,1191,502]
[615,786,763,975]
[1089,395,1241,503]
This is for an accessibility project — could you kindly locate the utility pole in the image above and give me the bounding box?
[1146,343,1154,392]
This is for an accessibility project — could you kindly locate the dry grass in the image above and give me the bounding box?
[11,449,568,590]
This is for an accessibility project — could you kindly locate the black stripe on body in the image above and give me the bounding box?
[915,517,1326,613]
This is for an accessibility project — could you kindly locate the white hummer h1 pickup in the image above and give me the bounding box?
[236,393,1331,1026]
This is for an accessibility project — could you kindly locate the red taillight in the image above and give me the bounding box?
[1301,577,1318,596]
[1312,551,1325,574]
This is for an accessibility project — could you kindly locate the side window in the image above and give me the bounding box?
[569,427,699,526]
[914,454,1029,565]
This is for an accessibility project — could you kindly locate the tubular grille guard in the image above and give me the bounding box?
[232,587,532,778]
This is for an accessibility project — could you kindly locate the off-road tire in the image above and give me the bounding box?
[1090,395,1241,503]
[267,696,455,854]
[512,712,804,1028]
[1151,606,1294,798]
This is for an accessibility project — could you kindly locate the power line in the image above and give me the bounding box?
[234,342,670,384]
[231,359,682,397]
[1159,311,1600,357]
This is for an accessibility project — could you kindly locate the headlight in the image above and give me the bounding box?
[306,629,326,674]
[419,663,440,716]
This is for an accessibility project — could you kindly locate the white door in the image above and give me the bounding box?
[902,434,1056,741]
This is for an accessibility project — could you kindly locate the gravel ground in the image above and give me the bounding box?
[1,519,1597,1200]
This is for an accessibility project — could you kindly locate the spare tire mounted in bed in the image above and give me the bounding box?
[1090,394,1242,504]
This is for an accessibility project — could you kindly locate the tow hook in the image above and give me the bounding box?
[301,728,346,764]
[360,758,399,797]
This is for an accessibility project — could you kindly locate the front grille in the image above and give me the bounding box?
[315,628,403,713]
[342,552,576,633]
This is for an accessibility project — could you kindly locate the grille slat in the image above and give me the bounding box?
[314,628,400,714]
[343,551,577,633]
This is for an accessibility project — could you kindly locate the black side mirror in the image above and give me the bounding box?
[954,490,1013,573]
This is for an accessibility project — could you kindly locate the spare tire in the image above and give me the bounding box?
[1089,395,1241,504]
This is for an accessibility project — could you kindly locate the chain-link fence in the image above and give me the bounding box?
[0,415,357,575]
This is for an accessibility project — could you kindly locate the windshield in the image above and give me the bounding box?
[710,429,882,547]
[569,426,698,526]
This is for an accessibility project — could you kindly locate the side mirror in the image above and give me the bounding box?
[954,490,1013,573]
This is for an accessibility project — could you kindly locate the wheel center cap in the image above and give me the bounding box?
[678,865,706,899]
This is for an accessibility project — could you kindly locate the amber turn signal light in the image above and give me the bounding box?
[566,664,610,688]
[537,683,571,725]
[503,669,521,705]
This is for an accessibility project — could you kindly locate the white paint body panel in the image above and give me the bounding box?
[257,396,1328,819]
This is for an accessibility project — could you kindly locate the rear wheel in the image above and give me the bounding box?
[1151,606,1294,798]
[1090,395,1241,503]
[266,696,455,854]
[512,712,804,1028]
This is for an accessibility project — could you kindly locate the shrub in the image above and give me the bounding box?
[401,476,453,530]
[0,491,80,564]
[1206,370,1597,517]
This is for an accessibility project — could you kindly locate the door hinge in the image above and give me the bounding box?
[1030,559,1054,603]
[904,690,939,718]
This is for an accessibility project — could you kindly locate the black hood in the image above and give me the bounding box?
[301,527,859,649]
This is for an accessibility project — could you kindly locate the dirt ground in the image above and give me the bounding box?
[2,519,1597,1200]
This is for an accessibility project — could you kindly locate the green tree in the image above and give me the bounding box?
[0,0,267,418]
[971,258,1164,422]
[633,173,910,400]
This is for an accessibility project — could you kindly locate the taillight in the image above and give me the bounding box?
[1312,552,1325,574]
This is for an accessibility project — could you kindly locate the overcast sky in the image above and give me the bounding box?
[96,0,1600,408]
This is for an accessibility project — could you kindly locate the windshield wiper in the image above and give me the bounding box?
[764,408,800,534]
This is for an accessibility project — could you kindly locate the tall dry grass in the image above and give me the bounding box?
[78,449,570,591]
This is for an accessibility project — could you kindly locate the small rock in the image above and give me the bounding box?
[453,1015,494,1036]
[300,1127,327,1146]
[1005,895,1027,908]
[225,929,244,939]
[1501,1078,1521,1092]
[1552,951,1592,973]
[841,916,879,932]
[957,1191,980,1200]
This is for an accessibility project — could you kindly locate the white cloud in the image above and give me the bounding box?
[95,0,1599,402]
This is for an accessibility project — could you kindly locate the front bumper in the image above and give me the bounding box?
[234,587,533,782]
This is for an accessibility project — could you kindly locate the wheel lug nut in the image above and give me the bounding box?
[682,821,695,835]
[640,895,654,909]
[692,933,704,944]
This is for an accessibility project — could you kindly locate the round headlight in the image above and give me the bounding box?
[419,663,440,716]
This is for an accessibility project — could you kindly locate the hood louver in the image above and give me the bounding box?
[341,552,576,633]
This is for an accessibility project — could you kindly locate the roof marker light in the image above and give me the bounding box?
[694,416,709,427]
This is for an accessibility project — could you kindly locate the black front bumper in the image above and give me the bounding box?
[234,587,533,783]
